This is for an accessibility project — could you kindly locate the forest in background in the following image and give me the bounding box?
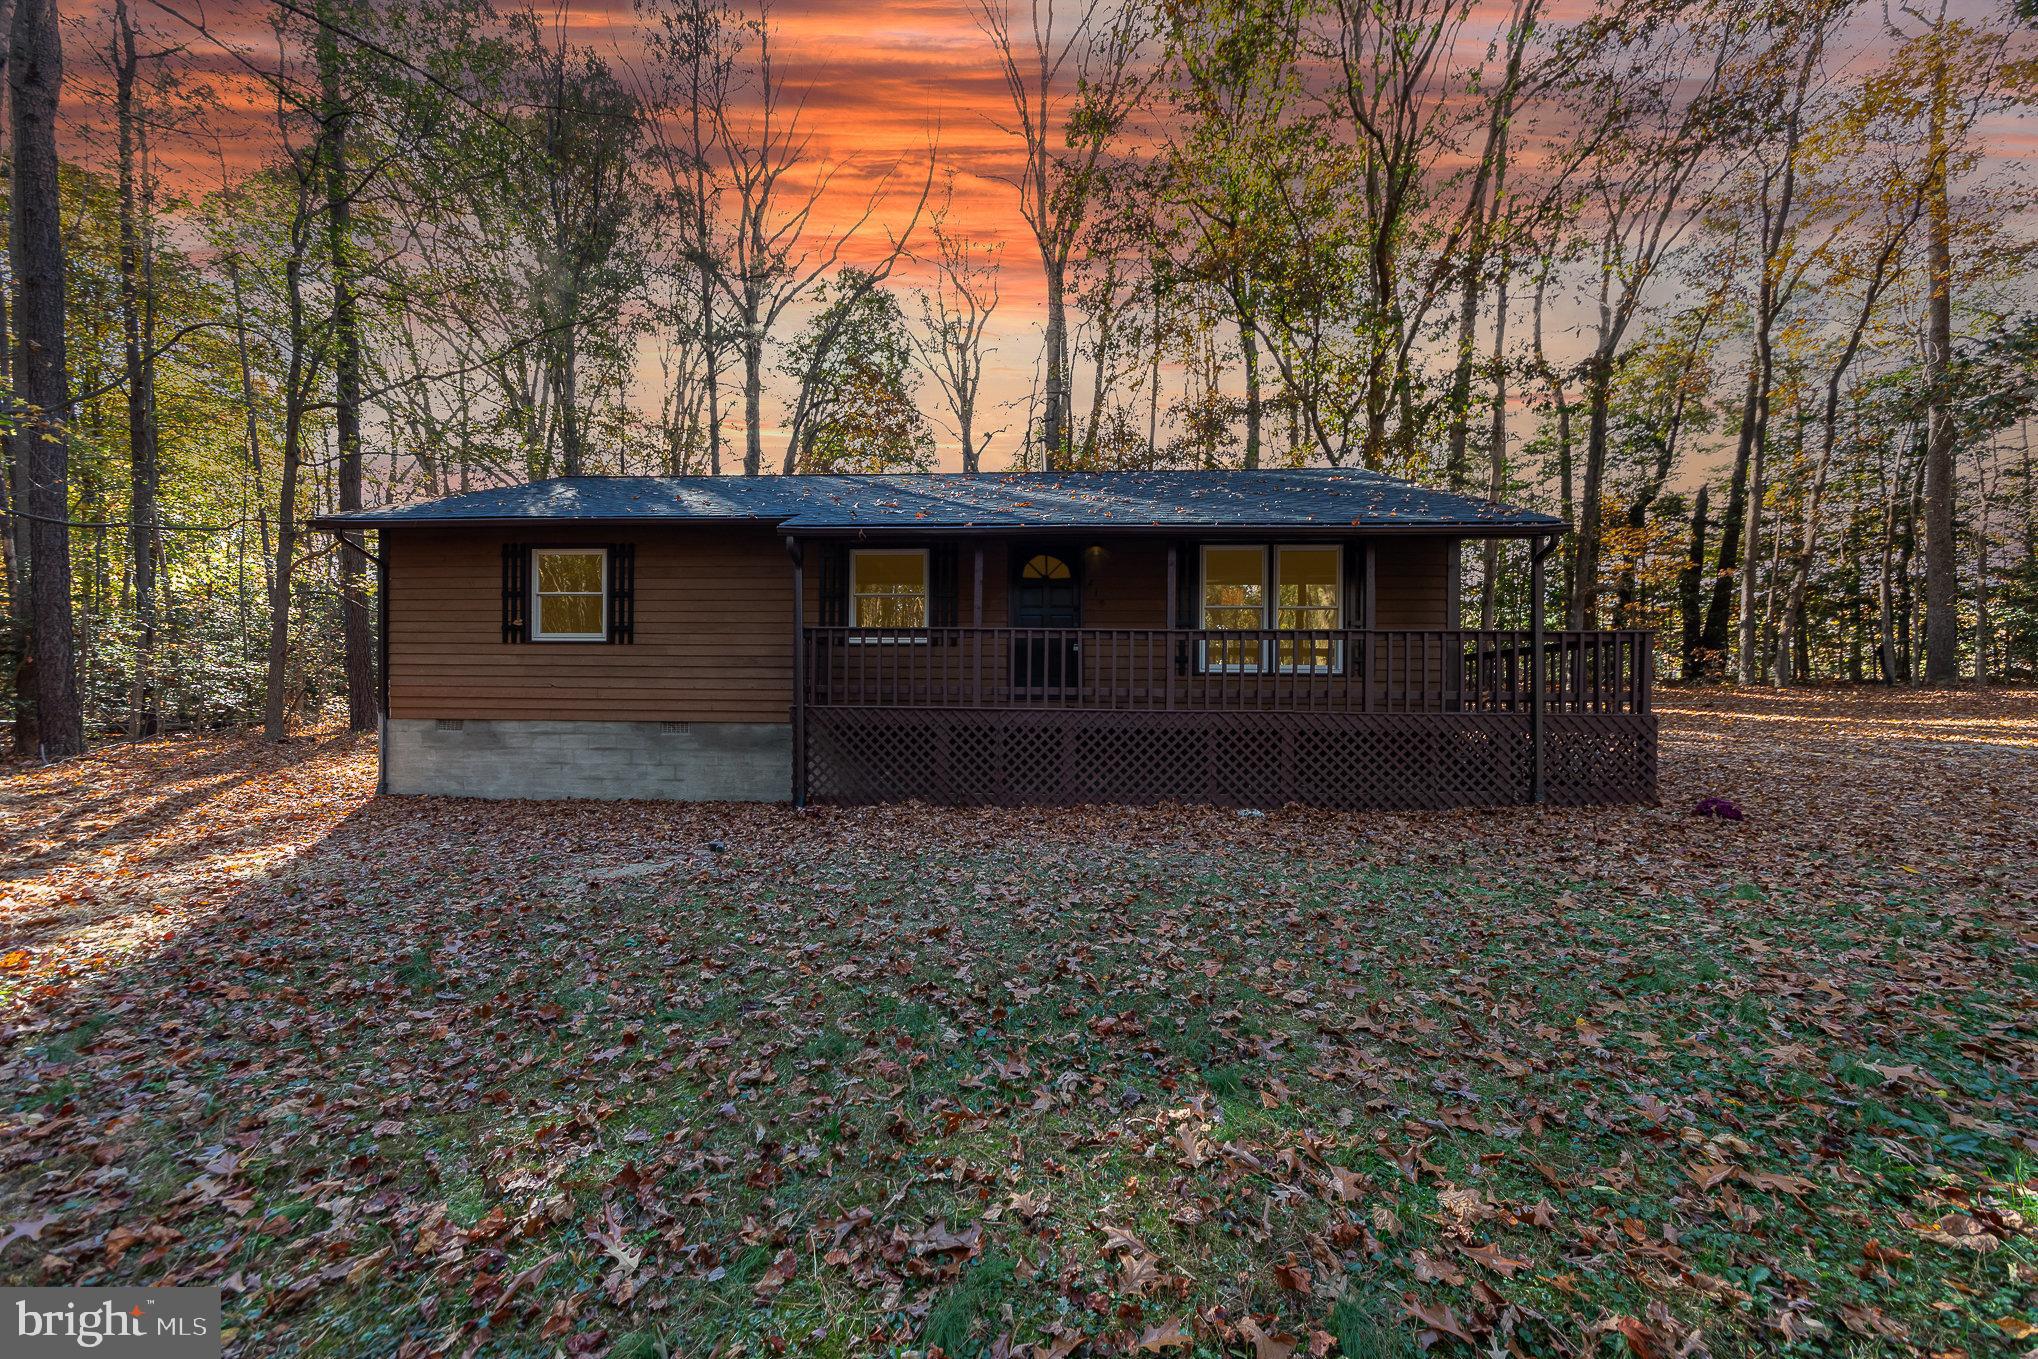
[3,0,2037,759]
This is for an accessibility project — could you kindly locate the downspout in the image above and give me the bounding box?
[1530,532,1560,804]
[786,534,807,808]
[375,539,388,795]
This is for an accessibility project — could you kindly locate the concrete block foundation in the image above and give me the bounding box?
[383,718,792,801]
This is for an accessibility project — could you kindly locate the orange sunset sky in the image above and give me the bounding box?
[62,0,2037,472]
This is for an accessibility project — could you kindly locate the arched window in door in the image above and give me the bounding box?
[1012,551,1080,693]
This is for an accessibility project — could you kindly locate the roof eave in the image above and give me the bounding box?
[306,514,1569,538]
[778,521,1567,539]
[305,513,791,531]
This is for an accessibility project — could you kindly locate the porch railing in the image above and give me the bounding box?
[800,627,1652,716]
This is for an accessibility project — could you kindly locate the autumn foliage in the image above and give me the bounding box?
[2,690,2034,1355]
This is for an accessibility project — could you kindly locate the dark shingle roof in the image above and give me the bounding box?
[311,471,1564,536]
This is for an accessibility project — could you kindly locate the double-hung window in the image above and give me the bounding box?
[1199,544,1342,672]
[1200,546,1268,671]
[850,549,929,631]
[531,547,607,641]
[1274,545,1341,671]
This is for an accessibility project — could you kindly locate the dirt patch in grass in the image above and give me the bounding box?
[2,691,2032,1357]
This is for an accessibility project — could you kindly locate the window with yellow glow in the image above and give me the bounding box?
[1201,546,1265,669]
[1275,545,1341,670]
[850,549,929,628]
[532,548,606,641]
[1199,544,1342,671]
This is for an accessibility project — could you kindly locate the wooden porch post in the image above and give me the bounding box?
[973,546,984,706]
[788,535,807,808]
[1530,533,1555,804]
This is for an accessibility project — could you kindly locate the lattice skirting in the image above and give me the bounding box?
[806,709,1656,810]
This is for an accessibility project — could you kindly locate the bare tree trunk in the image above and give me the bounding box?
[1146,275,1162,461]
[263,147,319,741]
[701,262,722,475]
[1238,300,1261,470]
[690,51,723,476]
[1772,218,1911,690]
[1701,364,1758,673]
[1846,534,1865,682]
[1875,485,1899,683]
[1679,485,1707,679]
[10,0,83,757]
[1735,349,1772,684]
[1973,519,1990,687]
[1900,452,1923,681]
[1971,450,1992,686]
[742,330,765,474]
[1530,272,1574,612]
[1042,266,1069,465]
[556,284,583,475]
[1572,354,1611,629]
[0,284,33,755]
[319,12,375,731]
[113,0,163,738]
[1478,240,1511,629]
[1921,40,1959,685]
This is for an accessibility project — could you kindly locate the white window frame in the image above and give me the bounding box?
[530,547,608,642]
[1197,543,1343,674]
[1272,543,1344,675]
[1198,544,1269,673]
[848,547,931,642]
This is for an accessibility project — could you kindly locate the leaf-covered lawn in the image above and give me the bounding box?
[2,690,2033,1358]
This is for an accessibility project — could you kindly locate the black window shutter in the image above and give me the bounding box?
[607,544,636,643]
[502,543,530,642]
[818,545,848,626]
[929,544,959,627]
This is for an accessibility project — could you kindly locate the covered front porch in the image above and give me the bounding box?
[785,534,1657,810]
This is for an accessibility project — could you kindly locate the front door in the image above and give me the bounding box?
[1012,549,1081,695]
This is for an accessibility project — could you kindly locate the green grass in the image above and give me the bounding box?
[3,819,2031,1358]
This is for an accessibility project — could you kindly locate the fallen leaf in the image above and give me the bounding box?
[1237,1317,1298,1359]
[1134,1317,1193,1351]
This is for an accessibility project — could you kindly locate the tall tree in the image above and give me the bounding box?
[510,10,645,477]
[641,0,737,475]
[1159,0,1313,472]
[912,185,1002,471]
[1726,4,1843,683]
[1771,77,1928,685]
[9,0,83,757]
[978,0,1144,467]
[782,271,936,474]
[1443,0,1540,494]
[1323,0,1478,468]
[316,0,375,731]
[1566,7,1737,628]
[696,4,924,475]
[109,0,167,736]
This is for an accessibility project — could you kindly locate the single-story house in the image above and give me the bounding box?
[312,470,1655,809]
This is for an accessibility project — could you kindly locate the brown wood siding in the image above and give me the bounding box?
[389,526,795,723]
[1373,537,1452,627]
[1083,541,1168,627]
[390,527,1461,722]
